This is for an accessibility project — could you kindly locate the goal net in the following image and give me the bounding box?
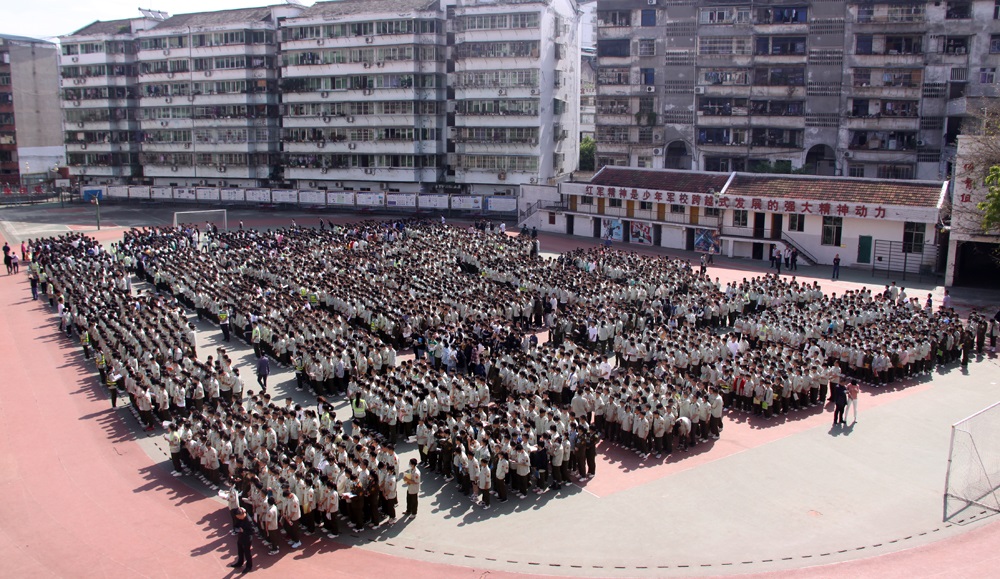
[944,401,1000,521]
[173,209,228,232]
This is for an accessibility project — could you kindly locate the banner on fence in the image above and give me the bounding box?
[107,186,129,198]
[299,190,325,205]
[327,192,354,206]
[151,187,171,200]
[174,187,197,201]
[245,188,271,203]
[356,192,385,207]
[451,196,482,210]
[128,186,151,199]
[419,194,448,209]
[220,188,244,202]
[487,197,517,212]
[272,189,298,204]
[197,187,221,202]
[387,193,417,208]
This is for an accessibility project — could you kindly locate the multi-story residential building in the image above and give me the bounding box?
[451,0,579,193]
[62,1,580,195]
[134,6,303,187]
[593,0,1000,181]
[1,34,62,186]
[61,18,147,184]
[279,0,446,193]
[580,48,596,142]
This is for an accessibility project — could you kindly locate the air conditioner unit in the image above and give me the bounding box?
[320,91,329,98]
[165,97,173,104]
[530,89,539,95]
[380,182,389,189]
[917,139,926,147]
[348,142,356,149]
[80,143,88,150]
[653,148,663,155]
[317,39,324,46]
[694,86,706,94]
[322,116,331,123]
[530,177,539,184]
[498,89,507,96]
[321,167,329,174]
[648,0,657,4]
[205,70,213,77]
[645,86,656,93]
[71,56,79,63]
[347,116,356,123]
[309,181,317,188]
[844,151,853,158]
[498,172,507,180]
[163,49,170,56]
[363,62,372,68]
[218,166,227,173]
[333,181,342,187]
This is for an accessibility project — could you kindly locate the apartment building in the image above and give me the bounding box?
[279,0,446,193]
[451,0,580,193]
[1,34,62,186]
[61,1,580,194]
[594,0,1000,181]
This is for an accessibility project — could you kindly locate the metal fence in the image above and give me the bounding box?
[871,240,942,282]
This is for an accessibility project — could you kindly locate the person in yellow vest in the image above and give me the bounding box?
[251,324,262,358]
[80,329,92,360]
[105,364,120,408]
[218,307,231,342]
[350,392,367,436]
[308,290,319,308]
[294,354,306,392]
[95,350,108,384]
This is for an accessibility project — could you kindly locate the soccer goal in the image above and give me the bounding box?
[943,401,1000,522]
[173,208,228,232]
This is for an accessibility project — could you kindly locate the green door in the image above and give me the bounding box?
[857,235,872,264]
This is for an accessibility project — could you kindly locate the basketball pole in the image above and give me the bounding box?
[94,197,101,231]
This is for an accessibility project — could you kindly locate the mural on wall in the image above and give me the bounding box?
[601,218,623,241]
[694,228,722,254]
[631,221,652,245]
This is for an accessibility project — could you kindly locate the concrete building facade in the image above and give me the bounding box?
[60,0,580,194]
[593,0,1000,181]
[0,34,63,187]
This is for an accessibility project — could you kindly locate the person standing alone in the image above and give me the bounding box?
[403,458,421,518]
[229,508,254,574]
[845,381,860,423]
[831,381,848,426]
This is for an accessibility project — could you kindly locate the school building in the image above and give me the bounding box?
[521,167,949,276]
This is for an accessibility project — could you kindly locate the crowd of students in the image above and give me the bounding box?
[21,217,993,556]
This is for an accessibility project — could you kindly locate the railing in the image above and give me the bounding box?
[781,230,818,265]
[518,199,542,221]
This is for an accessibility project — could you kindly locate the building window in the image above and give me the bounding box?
[848,164,866,178]
[640,68,655,85]
[638,39,656,57]
[945,2,972,19]
[992,36,1000,53]
[609,198,623,208]
[704,207,721,217]
[903,222,925,253]
[996,0,1000,19]
[877,164,914,179]
[787,214,805,232]
[637,156,653,168]
[943,37,969,55]
[670,204,686,214]
[548,212,557,225]
[981,68,996,84]
[855,36,874,55]
[580,196,593,206]
[641,9,657,27]
[821,216,843,246]
[639,201,653,210]
[597,39,630,58]
[732,209,749,227]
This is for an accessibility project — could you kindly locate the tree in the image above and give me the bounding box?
[579,136,596,172]
[958,101,1000,232]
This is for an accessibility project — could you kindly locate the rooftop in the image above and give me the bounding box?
[156,7,276,30]
[69,19,135,37]
[727,172,947,208]
[586,167,946,208]
[0,33,54,45]
[590,166,732,193]
[297,0,441,19]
